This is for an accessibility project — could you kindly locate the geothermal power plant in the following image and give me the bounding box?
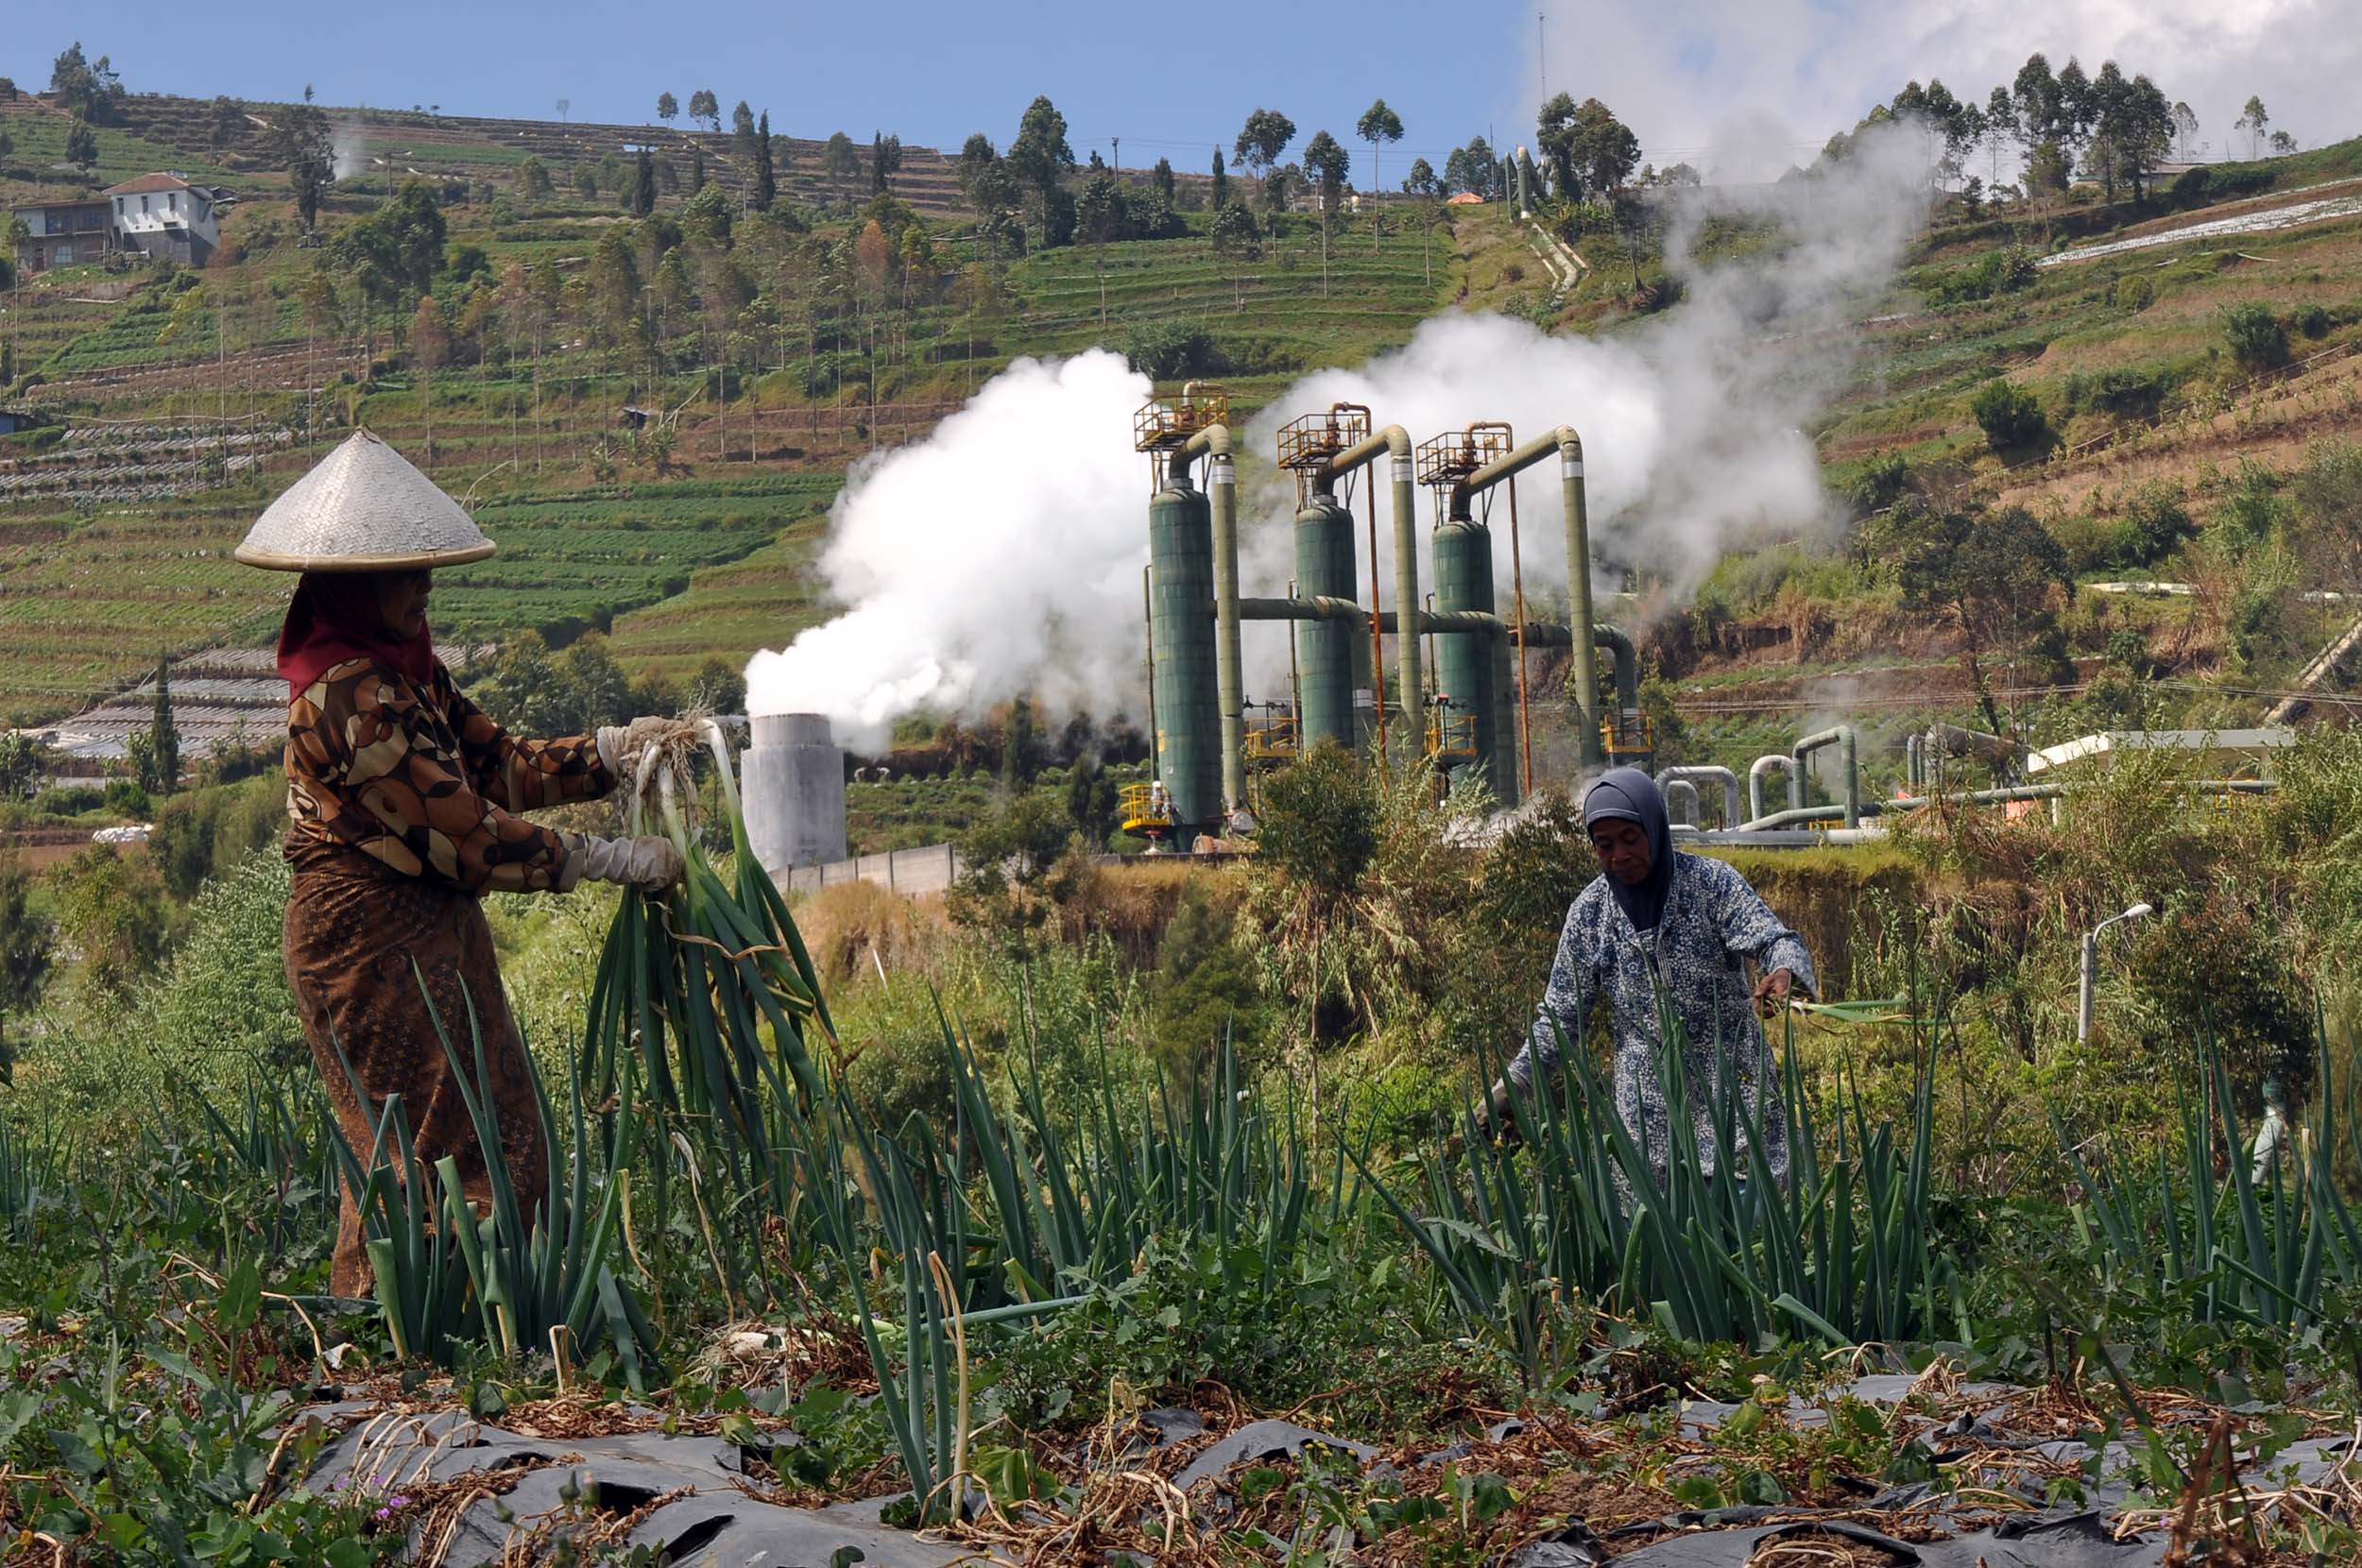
[737,383,2290,878]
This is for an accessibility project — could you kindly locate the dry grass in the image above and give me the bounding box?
[793,878,949,987]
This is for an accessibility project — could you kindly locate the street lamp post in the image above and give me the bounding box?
[2077,902,2154,1043]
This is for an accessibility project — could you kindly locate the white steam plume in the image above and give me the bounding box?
[747,125,1927,746]
[331,126,368,182]
[1243,121,1931,639]
[744,352,1154,748]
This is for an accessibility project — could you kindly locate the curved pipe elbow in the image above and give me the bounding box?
[1168,423,1234,489]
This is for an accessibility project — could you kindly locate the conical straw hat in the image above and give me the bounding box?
[235,429,496,571]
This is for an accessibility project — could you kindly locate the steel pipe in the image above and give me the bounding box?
[1792,724,1860,828]
[1749,754,1801,822]
[1311,421,1418,747]
[1448,426,1598,765]
[1660,765,1742,827]
[1169,425,1242,815]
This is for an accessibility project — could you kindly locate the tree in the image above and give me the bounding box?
[2236,96,2269,159]
[1568,98,1640,198]
[1895,503,2074,734]
[49,43,124,125]
[410,294,449,460]
[1535,92,1583,198]
[688,89,720,132]
[754,110,777,211]
[208,94,243,152]
[64,119,97,174]
[1211,199,1258,307]
[657,91,678,124]
[1152,156,1175,202]
[1006,96,1075,249]
[732,100,758,160]
[1984,85,2020,184]
[1302,130,1349,295]
[1402,156,1438,196]
[1233,107,1296,184]
[0,853,54,1083]
[148,656,180,795]
[1209,146,1228,211]
[518,154,553,201]
[1445,135,1496,198]
[47,844,170,996]
[2086,64,2172,203]
[275,101,336,229]
[2170,100,2199,161]
[870,131,902,194]
[1356,97,1402,247]
[823,131,861,204]
[2270,129,2298,156]
[626,147,657,216]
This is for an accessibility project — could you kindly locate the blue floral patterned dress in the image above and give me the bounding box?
[1505,852,1814,1181]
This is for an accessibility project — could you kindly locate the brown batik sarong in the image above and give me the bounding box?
[285,858,548,1299]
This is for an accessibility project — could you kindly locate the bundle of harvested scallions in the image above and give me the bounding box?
[581,719,836,1209]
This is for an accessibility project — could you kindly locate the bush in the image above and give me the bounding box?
[2112,273,2155,312]
[2112,482,2195,567]
[1843,451,1915,517]
[1122,321,1223,382]
[2168,163,2273,211]
[1148,881,1263,1073]
[152,851,303,1081]
[1968,378,2049,452]
[31,785,104,817]
[2291,302,2332,340]
[2065,366,2172,422]
[2220,302,2288,372]
[103,780,151,818]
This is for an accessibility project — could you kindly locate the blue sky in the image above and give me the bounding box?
[9,2,1548,171]
[9,1,2352,181]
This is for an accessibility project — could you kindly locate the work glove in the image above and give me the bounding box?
[597,716,702,780]
[559,831,686,894]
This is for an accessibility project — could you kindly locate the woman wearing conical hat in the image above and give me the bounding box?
[240,431,691,1299]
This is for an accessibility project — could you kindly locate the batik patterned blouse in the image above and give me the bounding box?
[1506,851,1815,1181]
[284,656,613,894]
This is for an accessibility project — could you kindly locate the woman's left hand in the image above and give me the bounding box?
[1752,966,1795,1016]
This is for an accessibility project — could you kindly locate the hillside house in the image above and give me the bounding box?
[10,173,231,274]
[105,174,225,266]
[9,197,117,272]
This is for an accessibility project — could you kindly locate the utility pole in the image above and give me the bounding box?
[1111,135,1120,175]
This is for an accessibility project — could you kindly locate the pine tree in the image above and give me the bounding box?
[628,148,657,216]
[755,111,777,211]
[148,655,180,795]
[1210,146,1228,210]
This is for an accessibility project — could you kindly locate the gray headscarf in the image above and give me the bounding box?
[1583,766,1674,933]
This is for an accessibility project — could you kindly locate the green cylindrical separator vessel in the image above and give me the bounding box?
[1293,496,1359,751]
[1149,486,1219,835]
[1431,519,1499,796]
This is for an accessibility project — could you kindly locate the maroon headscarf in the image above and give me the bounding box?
[276,571,437,697]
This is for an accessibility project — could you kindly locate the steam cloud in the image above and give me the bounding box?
[744,352,1154,749]
[746,125,1928,743]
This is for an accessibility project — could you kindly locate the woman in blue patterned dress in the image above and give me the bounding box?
[1491,768,1815,1183]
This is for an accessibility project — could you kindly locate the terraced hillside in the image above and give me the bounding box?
[9,77,2361,774]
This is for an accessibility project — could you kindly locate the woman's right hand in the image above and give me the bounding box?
[562,832,686,893]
